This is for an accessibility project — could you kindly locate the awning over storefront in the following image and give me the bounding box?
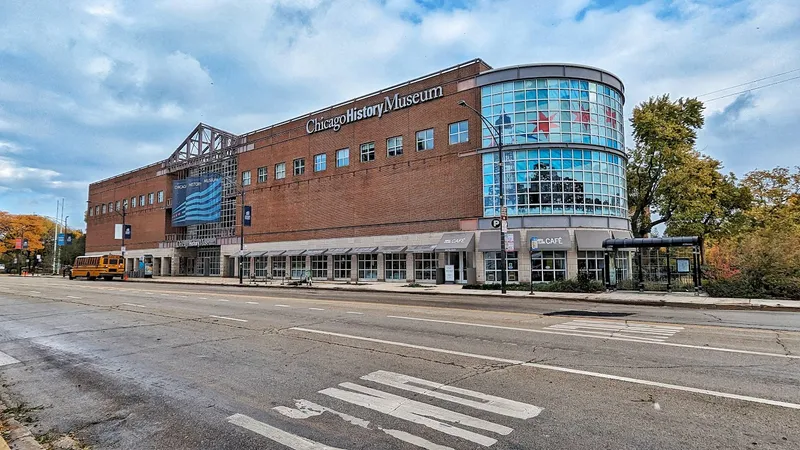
[377,246,407,253]
[325,248,351,255]
[526,230,572,251]
[350,247,378,254]
[251,251,270,257]
[304,249,326,256]
[283,249,306,257]
[477,231,522,252]
[612,230,634,240]
[262,250,286,256]
[575,230,612,251]
[406,244,438,253]
[435,232,475,253]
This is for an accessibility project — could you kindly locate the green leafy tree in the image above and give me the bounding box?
[627,95,706,237]
[740,166,800,229]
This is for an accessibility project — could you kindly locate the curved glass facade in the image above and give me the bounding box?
[482,149,627,218]
[480,79,624,150]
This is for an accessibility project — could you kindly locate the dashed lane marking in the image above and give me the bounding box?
[228,413,345,449]
[30,291,40,294]
[309,308,325,311]
[0,350,20,368]
[290,327,800,410]
[246,301,259,305]
[387,316,800,359]
[216,299,230,302]
[209,315,248,323]
[122,303,147,308]
[275,304,291,308]
[66,295,82,299]
[346,312,363,315]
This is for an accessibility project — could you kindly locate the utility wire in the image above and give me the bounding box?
[704,74,800,102]
[698,67,800,97]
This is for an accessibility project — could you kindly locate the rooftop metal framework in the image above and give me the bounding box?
[160,123,239,175]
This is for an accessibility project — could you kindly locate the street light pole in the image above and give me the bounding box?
[239,186,245,285]
[52,200,61,275]
[458,100,507,294]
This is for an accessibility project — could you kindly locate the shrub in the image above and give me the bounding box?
[463,277,604,293]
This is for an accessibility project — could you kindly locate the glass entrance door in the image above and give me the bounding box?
[447,252,466,284]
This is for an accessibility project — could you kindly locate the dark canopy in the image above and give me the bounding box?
[602,236,701,249]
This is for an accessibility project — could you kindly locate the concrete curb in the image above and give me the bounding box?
[0,402,44,450]
[120,279,800,312]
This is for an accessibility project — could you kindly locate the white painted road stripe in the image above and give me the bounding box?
[383,429,454,450]
[246,301,259,305]
[0,351,20,367]
[227,413,346,449]
[209,315,248,323]
[571,319,684,330]
[361,370,542,419]
[346,312,363,315]
[309,308,325,311]
[30,291,40,294]
[122,303,147,308]
[292,327,800,410]
[387,316,800,359]
[275,304,291,308]
[217,299,230,302]
[66,295,82,299]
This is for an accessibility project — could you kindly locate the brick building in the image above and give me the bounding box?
[85,59,632,284]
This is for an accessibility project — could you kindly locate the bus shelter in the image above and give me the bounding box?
[602,236,703,293]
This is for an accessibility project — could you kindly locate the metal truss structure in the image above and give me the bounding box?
[160,123,239,175]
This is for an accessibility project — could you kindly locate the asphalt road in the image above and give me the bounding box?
[0,276,798,449]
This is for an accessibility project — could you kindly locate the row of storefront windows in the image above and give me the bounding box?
[241,251,628,283]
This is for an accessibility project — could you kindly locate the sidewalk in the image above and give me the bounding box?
[121,276,800,311]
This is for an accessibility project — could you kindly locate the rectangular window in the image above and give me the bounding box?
[336,148,350,167]
[139,195,145,207]
[386,136,403,157]
[254,256,268,277]
[414,252,437,282]
[416,128,434,151]
[384,253,406,281]
[123,199,128,210]
[272,258,286,278]
[115,201,120,211]
[107,202,112,212]
[311,255,327,279]
[333,255,351,280]
[241,258,251,278]
[148,193,154,205]
[275,162,286,180]
[358,254,378,280]
[291,255,307,278]
[360,142,375,162]
[314,153,326,172]
[531,251,567,282]
[89,207,94,216]
[483,251,520,283]
[101,204,107,214]
[242,171,251,186]
[449,120,469,144]
[578,251,605,281]
[131,197,137,208]
[157,191,164,203]
[293,158,305,176]
[257,166,268,183]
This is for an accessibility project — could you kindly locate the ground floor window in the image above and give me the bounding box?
[384,253,406,281]
[311,255,327,279]
[614,253,631,281]
[254,257,268,277]
[358,254,378,280]
[333,255,351,280]
[414,253,437,282]
[241,257,251,278]
[577,251,605,281]
[483,251,520,283]
[272,258,286,279]
[291,256,307,278]
[531,251,567,282]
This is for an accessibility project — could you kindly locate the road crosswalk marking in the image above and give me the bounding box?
[0,350,20,368]
[228,413,345,449]
[238,370,542,449]
[545,319,683,342]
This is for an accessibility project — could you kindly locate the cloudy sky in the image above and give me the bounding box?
[1,0,798,230]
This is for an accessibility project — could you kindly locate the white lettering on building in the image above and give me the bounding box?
[306,86,444,134]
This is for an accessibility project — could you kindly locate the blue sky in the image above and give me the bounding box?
[1,0,799,230]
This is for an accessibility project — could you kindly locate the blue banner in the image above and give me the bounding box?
[243,205,252,227]
[57,233,65,246]
[171,175,222,227]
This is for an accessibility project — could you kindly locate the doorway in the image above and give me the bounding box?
[446,252,467,284]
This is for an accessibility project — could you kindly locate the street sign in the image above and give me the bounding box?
[121,245,126,254]
[500,220,508,233]
[65,234,73,245]
[500,206,507,221]
[243,206,252,227]
[490,218,501,229]
[22,238,28,249]
[530,236,539,251]
[504,233,515,252]
[14,238,22,250]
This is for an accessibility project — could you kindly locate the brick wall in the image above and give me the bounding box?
[86,60,492,251]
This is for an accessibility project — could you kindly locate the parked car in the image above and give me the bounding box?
[0,263,6,273]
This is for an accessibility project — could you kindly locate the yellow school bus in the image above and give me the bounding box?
[70,254,125,281]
